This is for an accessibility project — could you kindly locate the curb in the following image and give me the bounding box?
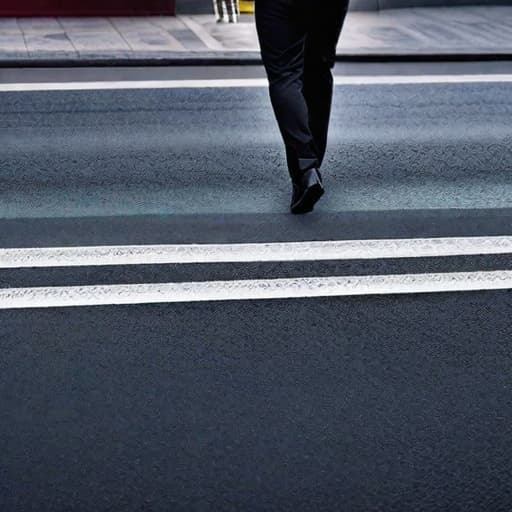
[1,52,512,67]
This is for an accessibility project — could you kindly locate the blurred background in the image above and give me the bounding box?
[3,0,508,15]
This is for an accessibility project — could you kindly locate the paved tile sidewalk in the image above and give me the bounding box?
[0,6,511,62]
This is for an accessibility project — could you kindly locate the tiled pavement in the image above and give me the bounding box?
[0,6,511,62]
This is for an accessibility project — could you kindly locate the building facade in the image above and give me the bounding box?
[0,0,175,16]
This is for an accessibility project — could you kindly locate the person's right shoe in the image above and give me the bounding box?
[290,168,324,214]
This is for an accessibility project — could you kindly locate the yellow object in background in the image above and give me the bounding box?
[239,0,254,14]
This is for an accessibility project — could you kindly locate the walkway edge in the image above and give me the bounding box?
[1,52,512,68]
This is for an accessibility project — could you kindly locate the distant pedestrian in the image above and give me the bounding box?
[214,0,239,23]
[255,0,349,214]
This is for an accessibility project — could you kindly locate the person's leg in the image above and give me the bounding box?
[255,0,319,182]
[302,0,348,167]
[226,0,236,22]
[215,0,224,21]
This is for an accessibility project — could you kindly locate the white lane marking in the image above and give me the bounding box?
[1,74,512,92]
[1,271,511,309]
[2,236,512,269]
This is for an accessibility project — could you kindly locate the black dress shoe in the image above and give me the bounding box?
[290,168,324,214]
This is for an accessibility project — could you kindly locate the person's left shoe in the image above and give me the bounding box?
[290,168,324,214]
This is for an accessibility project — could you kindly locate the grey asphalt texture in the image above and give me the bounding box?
[2,291,512,511]
[1,72,512,218]
[2,65,512,511]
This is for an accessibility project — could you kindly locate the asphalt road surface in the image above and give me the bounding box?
[1,63,512,512]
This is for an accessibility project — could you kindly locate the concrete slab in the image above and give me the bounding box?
[58,18,131,53]
[16,17,62,32]
[0,33,27,55]
[110,17,185,51]
[0,18,20,33]
[16,17,76,55]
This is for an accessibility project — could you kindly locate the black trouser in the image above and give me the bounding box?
[255,0,348,181]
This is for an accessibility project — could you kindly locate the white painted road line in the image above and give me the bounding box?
[1,74,512,92]
[1,270,511,309]
[2,236,512,269]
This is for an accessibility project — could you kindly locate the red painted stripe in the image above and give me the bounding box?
[0,0,174,16]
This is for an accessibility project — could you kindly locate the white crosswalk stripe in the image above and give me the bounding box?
[2,236,512,269]
[1,270,511,309]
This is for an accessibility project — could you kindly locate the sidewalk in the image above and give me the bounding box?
[0,6,511,65]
